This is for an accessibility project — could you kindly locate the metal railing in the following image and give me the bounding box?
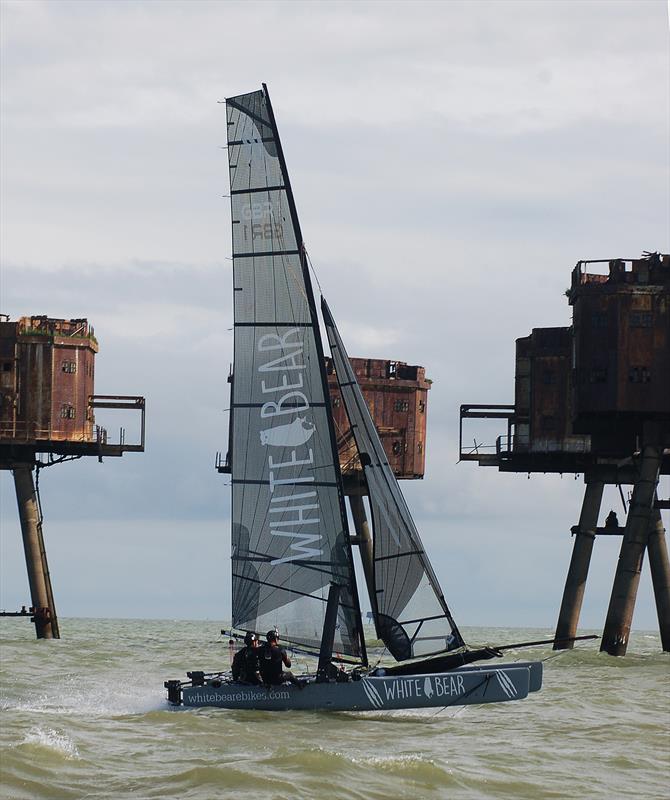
[215,451,231,473]
[0,395,145,452]
[0,422,96,442]
[496,434,591,456]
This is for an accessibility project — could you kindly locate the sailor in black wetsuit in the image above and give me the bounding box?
[259,630,302,687]
[231,631,262,685]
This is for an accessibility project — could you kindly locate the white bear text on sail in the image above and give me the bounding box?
[256,328,323,565]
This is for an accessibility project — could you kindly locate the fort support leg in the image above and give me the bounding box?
[647,500,670,651]
[13,465,59,639]
[553,480,603,650]
[601,445,662,656]
[348,494,376,619]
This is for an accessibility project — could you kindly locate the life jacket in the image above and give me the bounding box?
[232,646,261,684]
[231,647,245,681]
[259,643,284,682]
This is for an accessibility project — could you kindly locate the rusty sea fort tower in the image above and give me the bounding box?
[460,252,670,655]
[0,315,145,639]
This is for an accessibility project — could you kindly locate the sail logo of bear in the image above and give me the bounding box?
[260,417,315,448]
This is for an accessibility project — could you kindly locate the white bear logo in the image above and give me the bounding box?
[423,677,434,698]
[260,417,316,448]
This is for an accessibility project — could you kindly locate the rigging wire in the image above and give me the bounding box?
[540,649,572,664]
[428,674,492,717]
[304,247,324,296]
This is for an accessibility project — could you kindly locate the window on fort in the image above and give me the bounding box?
[2,362,12,371]
[630,312,652,328]
[62,361,77,373]
[591,312,608,328]
[417,441,423,454]
[418,400,425,413]
[590,367,608,383]
[60,404,76,419]
[629,366,651,383]
[333,397,341,407]
[541,415,557,431]
[394,400,409,412]
[392,441,401,455]
[542,370,556,385]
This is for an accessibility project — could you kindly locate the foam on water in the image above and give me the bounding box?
[21,727,80,760]
[3,679,167,718]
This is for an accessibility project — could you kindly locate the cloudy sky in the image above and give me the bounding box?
[1,0,668,634]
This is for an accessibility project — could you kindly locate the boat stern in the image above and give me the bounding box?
[164,679,183,706]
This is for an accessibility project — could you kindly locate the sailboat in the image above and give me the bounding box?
[164,85,543,711]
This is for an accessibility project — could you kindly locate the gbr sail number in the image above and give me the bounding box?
[239,200,283,242]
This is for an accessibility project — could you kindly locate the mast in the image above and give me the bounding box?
[225,86,366,663]
[261,85,368,666]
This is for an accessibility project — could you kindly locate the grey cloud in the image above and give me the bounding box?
[1,0,667,627]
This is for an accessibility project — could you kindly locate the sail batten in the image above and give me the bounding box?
[226,87,366,662]
[322,297,465,662]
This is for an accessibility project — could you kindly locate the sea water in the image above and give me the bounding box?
[0,619,667,799]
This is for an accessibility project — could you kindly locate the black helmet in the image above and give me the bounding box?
[244,631,256,646]
[266,629,278,642]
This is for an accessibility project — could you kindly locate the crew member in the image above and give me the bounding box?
[259,630,302,687]
[231,631,262,685]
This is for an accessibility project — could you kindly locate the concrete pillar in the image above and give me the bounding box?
[347,493,377,621]
[647,501,670,652]
[601,444,662,656]
[13,465,59,639]
[554,480,603,650]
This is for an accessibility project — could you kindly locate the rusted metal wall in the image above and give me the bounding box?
[326,357,431,479]
[570,254,670,440]
[0,316,98,443]
[0,321,19,439]
[511,253,669,459]
[513,328,582,453]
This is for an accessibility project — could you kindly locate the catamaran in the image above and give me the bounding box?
[164,85,544,711]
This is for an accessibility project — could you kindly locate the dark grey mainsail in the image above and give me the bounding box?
[226,87,366,660]
[322,298,465,661]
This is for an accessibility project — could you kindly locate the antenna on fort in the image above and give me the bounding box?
[458,253,670,656]
[0,316,145,640]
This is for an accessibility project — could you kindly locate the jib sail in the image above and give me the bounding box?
[322,297,464,661]
[225,87,365,661]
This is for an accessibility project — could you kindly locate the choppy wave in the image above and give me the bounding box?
[20,727,80,760]
[0,619,668,800]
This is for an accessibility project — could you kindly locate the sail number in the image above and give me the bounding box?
[242,222,283,242]
[240,201,284,243]
[242,201,272,220]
